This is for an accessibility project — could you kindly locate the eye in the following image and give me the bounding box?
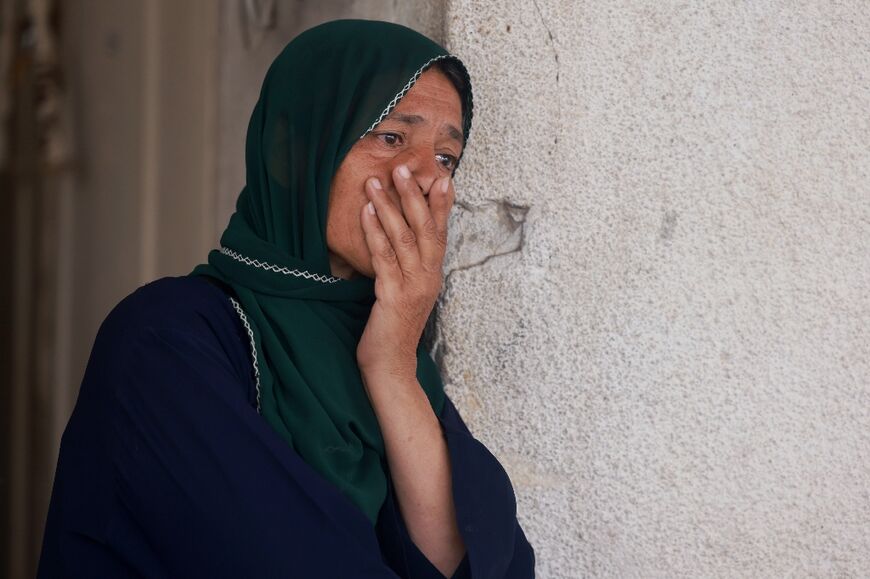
[436,153,458,171]
[375,132,404,147]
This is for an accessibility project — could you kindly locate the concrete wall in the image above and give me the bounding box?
[437,1,870,576]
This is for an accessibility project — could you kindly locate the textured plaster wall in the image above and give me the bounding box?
[435,1,870,577]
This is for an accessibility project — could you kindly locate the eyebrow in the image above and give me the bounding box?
[384,112,464,146]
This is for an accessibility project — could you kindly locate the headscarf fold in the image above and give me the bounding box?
[189,19,474,525]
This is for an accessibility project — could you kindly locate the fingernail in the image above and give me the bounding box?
[366,201,375,215]
[397,164,411,179]
[370,177,382,189]
[441,177,450,194]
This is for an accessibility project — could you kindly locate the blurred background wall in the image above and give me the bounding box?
[3,1,869,577]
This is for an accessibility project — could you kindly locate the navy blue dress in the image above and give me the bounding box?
[37,275,535,578]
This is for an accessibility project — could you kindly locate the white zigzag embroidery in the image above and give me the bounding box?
[219,246,342,284]
[228,296,262,414]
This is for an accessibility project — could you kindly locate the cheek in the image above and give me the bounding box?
[328,149,384,255]
[329,182,370,255]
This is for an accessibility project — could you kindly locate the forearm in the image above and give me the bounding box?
[361,369,466,577]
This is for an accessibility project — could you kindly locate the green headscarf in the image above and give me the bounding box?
[189,19,474,525]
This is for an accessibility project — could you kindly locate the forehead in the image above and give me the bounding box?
[391,68,462,126]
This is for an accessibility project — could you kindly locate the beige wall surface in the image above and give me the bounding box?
[437,1,869,577]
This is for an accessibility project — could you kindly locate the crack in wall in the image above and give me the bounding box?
[422,199,531,383]
[531,0,563,156]
[532,0,560,84]
[444,199,529,275]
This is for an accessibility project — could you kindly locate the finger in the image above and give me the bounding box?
[393,165,441,270]
[428,175,454,242]
[366,175,421,275]
[360,199,402,291]
[420,177,452,272]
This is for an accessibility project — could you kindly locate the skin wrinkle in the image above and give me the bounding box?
[388,112,464,146]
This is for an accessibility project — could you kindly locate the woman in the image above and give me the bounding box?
[38,19,535,578]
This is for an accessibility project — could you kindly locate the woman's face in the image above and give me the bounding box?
[326,68,464,280]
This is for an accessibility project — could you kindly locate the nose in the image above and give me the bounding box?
[392,145,441,196]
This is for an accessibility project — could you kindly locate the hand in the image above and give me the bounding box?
[356,164,455,379]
